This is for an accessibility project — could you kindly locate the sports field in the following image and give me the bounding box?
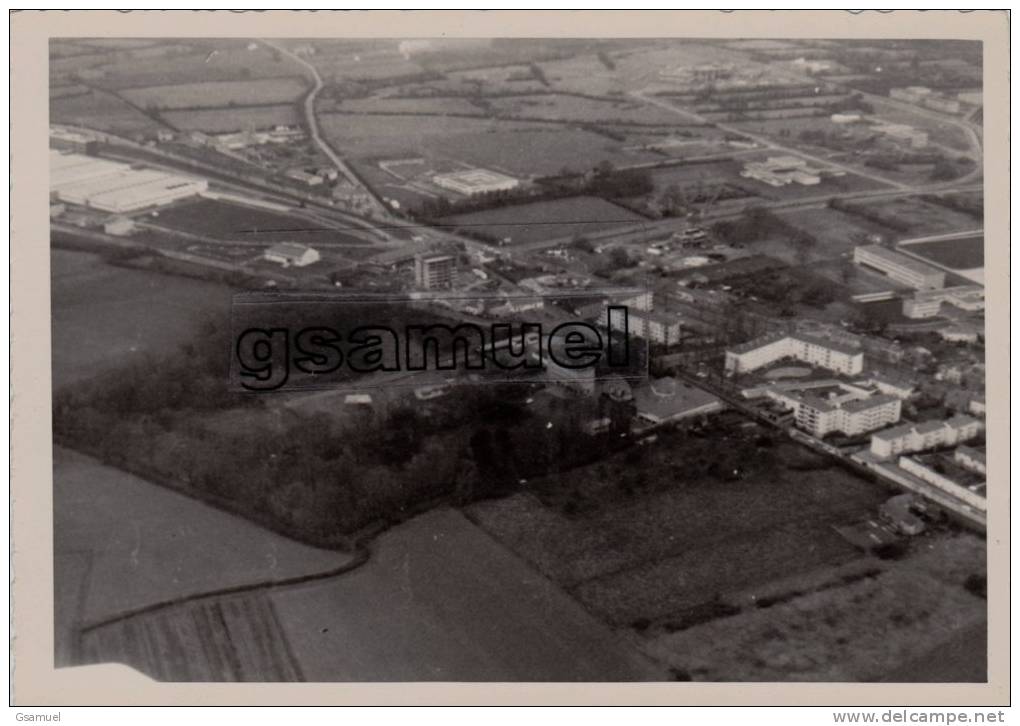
[439,196,646,245]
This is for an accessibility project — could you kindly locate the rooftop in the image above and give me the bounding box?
[858,244,944,278]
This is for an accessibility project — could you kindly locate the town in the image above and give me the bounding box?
[48,37,987,684]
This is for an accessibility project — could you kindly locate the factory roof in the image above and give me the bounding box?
[858,244,944,278]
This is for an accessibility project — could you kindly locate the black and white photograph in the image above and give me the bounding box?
[36,20,998,691]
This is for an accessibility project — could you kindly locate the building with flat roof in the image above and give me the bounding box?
[633,377,723,426]
[264,242,320,267]
[869,414,982,459]
[415,253,456,290]
[854,245,945,290]
[767,384,901,438]
[740,156,823,187]
[725,332,864,377]
[432,169,520,196]
[50,150,207,213]
[902,284,985,318]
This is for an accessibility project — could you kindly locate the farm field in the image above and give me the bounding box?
[51,88,163,135]
[320,113,536,158]
[644,533,987,681]
[149,199,372,247]
[900,234,984,270]
[322,112,662,175]
[54,447,354,669]
[427,127,665,177]
[338,95,488,116]
[439,196,646,245]
[50,248,232,388]
[270,508,665,681]
[466,437,888,627]
[122,77,308,109]
[162,104,301,133]
[488,93,687,125]
[856,197,983,237]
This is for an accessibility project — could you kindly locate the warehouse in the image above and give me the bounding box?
[50,150,208,213]
[853,245,945,290]
[432,169,520,196]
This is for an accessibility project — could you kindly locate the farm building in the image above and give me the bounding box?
[431,169,520,196]
[263,242,320,267]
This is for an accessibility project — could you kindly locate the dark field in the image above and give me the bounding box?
[900,235,984,270]
[467,438,889,627]
[151,199,371,247]
[439,196,647,245]
[50,248,232,388]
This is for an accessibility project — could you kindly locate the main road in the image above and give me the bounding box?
[259,39,393,218]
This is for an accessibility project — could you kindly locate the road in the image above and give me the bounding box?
[259,39,393,218]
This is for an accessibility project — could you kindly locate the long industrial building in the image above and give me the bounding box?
[725,332,864,376]
[50,149,207,213]
[853,244,945,290]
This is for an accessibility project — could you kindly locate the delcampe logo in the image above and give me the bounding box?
[230,292,647,392]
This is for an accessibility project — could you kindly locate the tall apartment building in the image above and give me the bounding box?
[414,254,456,290]
[768,386,901,438]
[630,310,682,346]
[725,332,864,376]
[854,245,945,290]
[869,414,982,459]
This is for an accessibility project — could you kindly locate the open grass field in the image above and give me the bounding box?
[54,447,355,671]
[467,437,888,627]
[900,234,984,270]
[50,88,162,135]
[859,197,984,237]
[50,248,232,388]
[644,533,986,681]
[439,196,646,245]
[122,77,308,110]
[149,199,371,247]
[270,508,666,681]
[338,95,488,116]
[429,127,664,177]
[489,93,685,125]
[162,104,301,133]
[323,112,662,176]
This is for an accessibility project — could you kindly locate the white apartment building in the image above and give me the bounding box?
[725,332,864,376]
[630,310,682,346]
[854,245,945,290]
[768,386,901,438]
[869,415,982,459]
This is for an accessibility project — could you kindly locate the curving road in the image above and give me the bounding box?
[259,39,392,219]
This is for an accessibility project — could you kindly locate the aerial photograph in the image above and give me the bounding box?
[49,36,987,683]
